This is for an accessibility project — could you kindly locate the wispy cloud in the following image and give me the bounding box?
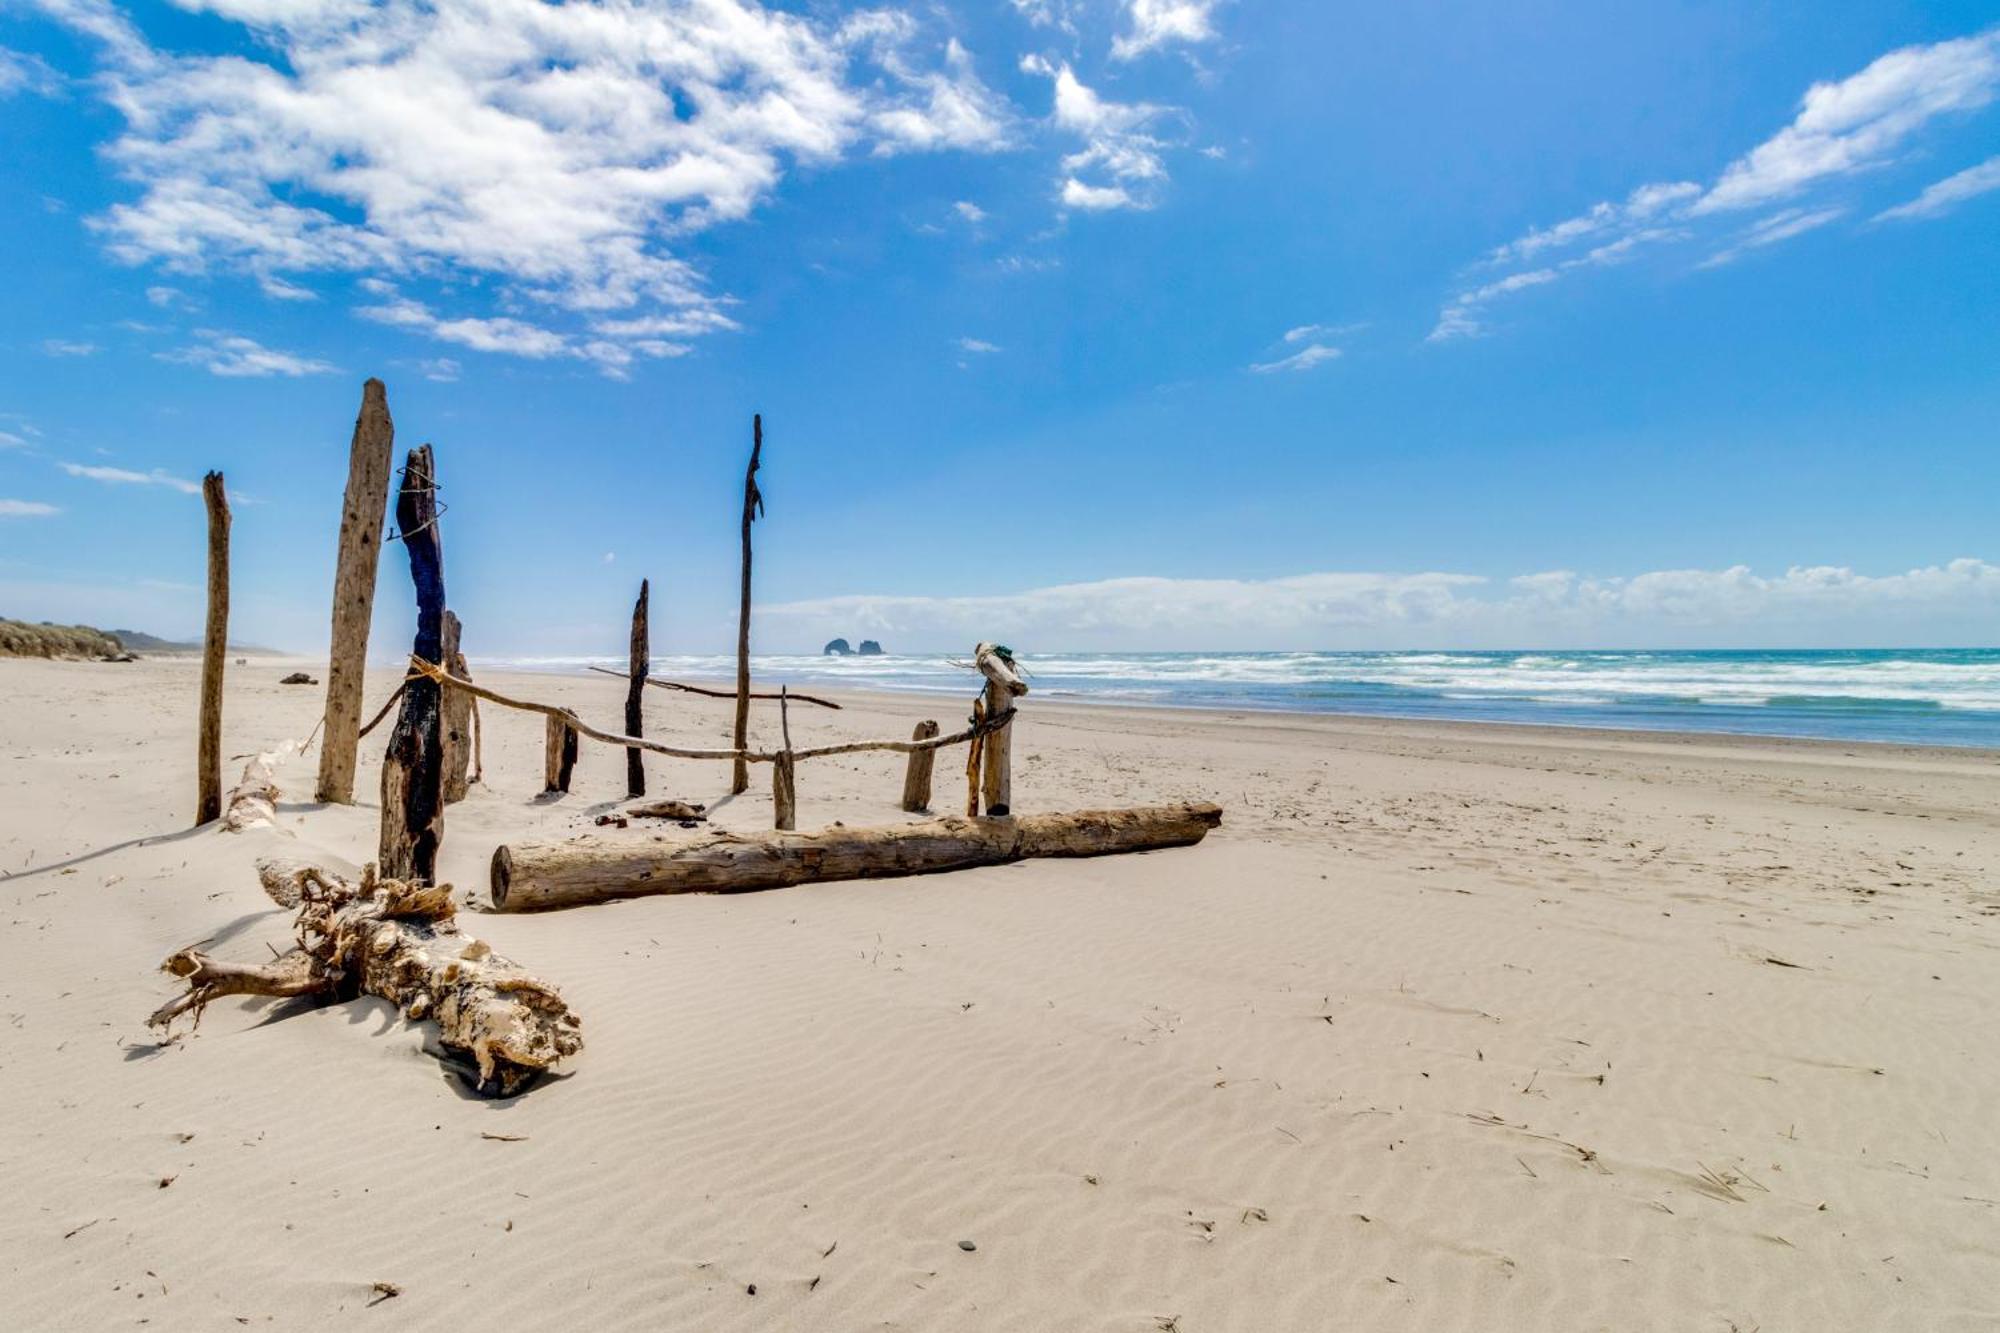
[0,45,63,98]
[360,292,695,379]
[60,462,202,495]
[1022,54,1181,211]
[40,0,1015,367]
[954,200,988,223]
[1112,0,1223,61]
[956,337,1002,354]
[1437,30,2000,340]
[0,499,60,517]
[1875,153,2000,220]
[42,339,100,358]
[1698,206,1846,268]
[158,330,336,378]
[1251,344,1340,374]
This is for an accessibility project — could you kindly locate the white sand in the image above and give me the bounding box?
[3,655,1998,1330]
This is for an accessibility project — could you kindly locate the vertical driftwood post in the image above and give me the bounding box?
[731,415,763,795]
[976,643,1028,819]
[543,716,577,794]
[900,720,939,812]
[316,379,395,804]
[964,696,986,818]
[378,445,446,882]
[771,685,796,830]
[195,471,231,825]
[441,610,473,803]
[626,579,649,798]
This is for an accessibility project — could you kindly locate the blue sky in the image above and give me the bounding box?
[1,0,1997,654]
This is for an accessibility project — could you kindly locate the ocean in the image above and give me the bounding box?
[483,648,2000,749]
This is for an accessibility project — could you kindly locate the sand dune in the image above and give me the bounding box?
[2,655,1997,1329]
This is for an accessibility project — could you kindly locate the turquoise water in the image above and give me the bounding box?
[493,649,2000,749]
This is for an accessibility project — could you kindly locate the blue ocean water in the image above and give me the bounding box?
[490,649,2000,749]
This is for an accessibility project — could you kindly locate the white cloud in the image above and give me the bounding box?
[1250,343,1339,373]
[954,200,987,223]
[1009,0,1078,32]
[956,336,1001,354]
[1442,30,2000,340]
[60,462,203,495]
[417,357,460,383]
[38,0,1014,365]
[1022,55,1180,211]
[42,339,101,357]
[0,499,60,517]
[145,284,190,308]
[1875,153,2000,220]
[0,431,28,449]
[762,559,2000,650]
[360,291,695,376]
[0,45,63,97]
[1698,206,1845,268]
[1112,0,1222,61]
[1696,31,2000,214]
[1428,268,1557,342]
[158,330,337,377]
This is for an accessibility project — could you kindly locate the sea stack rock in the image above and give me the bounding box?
[858,640,884,656]
[823,638,852,656]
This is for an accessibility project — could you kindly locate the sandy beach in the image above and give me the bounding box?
[3,654,1998,1331]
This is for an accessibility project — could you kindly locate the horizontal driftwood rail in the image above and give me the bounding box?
[585,664,842,710]
[407,658,1008,765]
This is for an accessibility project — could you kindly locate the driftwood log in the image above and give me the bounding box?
[220,740,308,832]
[543,715,578,793]
[975,643,1026,817]
[151,860,582,1096]
[625,579,648,797]
[900,720,940,812]
[196,471,230,825]
[316,379,395,804]
[379,445,447,882]
[731,414,763,795]
[490,802,1223,912]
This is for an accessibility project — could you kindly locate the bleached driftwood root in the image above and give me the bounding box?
[219,739,308,833]
[151,859,582,1096]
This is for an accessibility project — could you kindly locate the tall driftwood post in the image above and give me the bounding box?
[378,445,446,882]
[731,414,763,795]
[625,579,649,798]
[771,686,796,830]
[441,610,473,803]
[964,696,986,818]
[543,716,577,794]
[901,720,940,812]
[316,379,395,805]
[976,643,1028,818]
[195,471,231,825]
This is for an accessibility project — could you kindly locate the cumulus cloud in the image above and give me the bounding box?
[158,330,337,377]
[1875,153,2000,220]
[762,559,2000,651]
[1023,54,1180,211]
[1437,29,2000,340]
[1112,0,1222,61]
[34,0,1013,365]
[0,499,61,517]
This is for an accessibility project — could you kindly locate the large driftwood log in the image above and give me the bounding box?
[196,471,231,825]
[220,739,308,832]
[316,379,396,804]
[490,802,1223,912]
[441,611,473,803]
[731,414,763,795]
[625,579,649,797]
[379,445,447,882]
[152,860,582,1096]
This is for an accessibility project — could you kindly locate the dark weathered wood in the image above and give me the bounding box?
[771,685,796,830]
[543,715,577,794]
[976,643,1026,820]
[625,579,649,798]
[901,720,940,812]
[731,414,763,795]
[490,803,1225,911]
[965,695,986,817]
[196,471,231,825]
[316,379,395,804]
[586,665,841,710]
[378,445,446,882]
[441,611,472,803]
